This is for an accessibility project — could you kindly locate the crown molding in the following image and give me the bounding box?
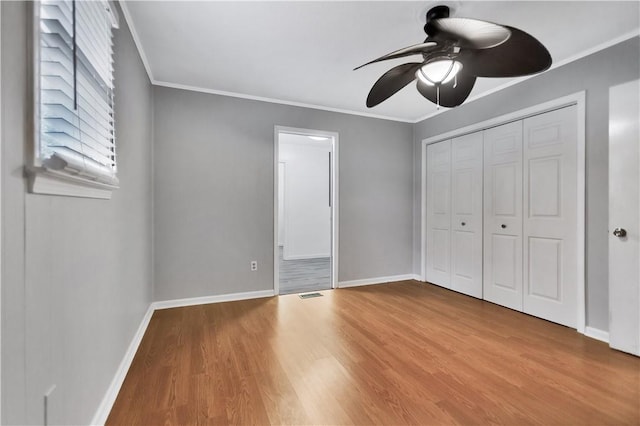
[153,81,415,123]
[118,1,638,125]
[118,0,155,82]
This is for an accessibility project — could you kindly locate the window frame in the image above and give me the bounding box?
[29,0,120,200]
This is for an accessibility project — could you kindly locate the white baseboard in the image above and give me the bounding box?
[90,288,275,425]
[283,253,330,261]
[90,304,155,426]
[152,289,275,310]
[584,326,610,343]
[338,274,418,288]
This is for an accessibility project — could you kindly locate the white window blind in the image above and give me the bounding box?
[38,0,119,186]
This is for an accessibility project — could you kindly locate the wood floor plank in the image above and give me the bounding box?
[107,281,640,425]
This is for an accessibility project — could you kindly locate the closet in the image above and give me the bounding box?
[425,104,579,328]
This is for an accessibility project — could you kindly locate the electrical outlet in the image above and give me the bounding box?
[250,261,258,271]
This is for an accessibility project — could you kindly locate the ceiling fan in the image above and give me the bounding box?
[355,5,552,109]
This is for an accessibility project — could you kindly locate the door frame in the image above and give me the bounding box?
[273,126,339,295]
[277,161,286,250]
[0,3,4,418]
[420,91,586,333]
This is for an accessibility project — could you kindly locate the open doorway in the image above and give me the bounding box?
[274,126,338,295]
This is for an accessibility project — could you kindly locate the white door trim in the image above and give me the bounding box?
[273,126,339,294]
[420,91,586,334]
[0,3,4,419]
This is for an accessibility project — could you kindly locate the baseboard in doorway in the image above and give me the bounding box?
[283,253,331,261]
[584,326,610,343]
[90,304,155,425]
[338,274,419,288]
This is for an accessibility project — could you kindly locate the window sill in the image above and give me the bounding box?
[27,167,118,200]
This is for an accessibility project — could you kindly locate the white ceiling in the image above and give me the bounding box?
[122,1,640,122]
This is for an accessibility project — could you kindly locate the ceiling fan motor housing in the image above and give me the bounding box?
[425,5,450,32]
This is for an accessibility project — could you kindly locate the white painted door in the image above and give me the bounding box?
[609,79,640,356]
[426,140,452,288]
[483,121,523,311]
[522,106,578,327]
[450,132,483,298]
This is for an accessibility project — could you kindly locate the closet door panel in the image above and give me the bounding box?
[483,121,523,310]
[426,140,452,288]
[492,235,518,290]
[523,106,577,327]
[451,132,483,298]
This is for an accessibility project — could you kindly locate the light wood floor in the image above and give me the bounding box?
[107,281,640,425]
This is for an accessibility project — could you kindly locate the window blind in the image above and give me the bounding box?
[39,0,119,185]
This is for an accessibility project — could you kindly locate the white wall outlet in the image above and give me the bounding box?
[250,260,258,271]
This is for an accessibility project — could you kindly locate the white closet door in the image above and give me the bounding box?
[483,121,523,310]
[522,106,577,328]
[426,140,452,288]
[451,132,483,298]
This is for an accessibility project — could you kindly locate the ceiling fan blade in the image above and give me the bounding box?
[458,26,551,77]
[416,71,476,108]
[366,62,422,108]
[425,18,511,49]
[354,42,437,70]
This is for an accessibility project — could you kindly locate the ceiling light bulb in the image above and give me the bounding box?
[417,60,462,86]
[309,136,329,141]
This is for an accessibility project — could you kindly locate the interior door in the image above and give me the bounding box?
[426,140,452,288]
[483,121,523,311]
[609,79,640,356]
[450,132,483,298]
[522,106,577,328]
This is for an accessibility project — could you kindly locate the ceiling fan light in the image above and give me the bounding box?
[417,59,463,86]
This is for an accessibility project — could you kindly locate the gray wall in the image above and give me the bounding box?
[413,37,640,331]
[153,87,414,301]
[1,2,154,424]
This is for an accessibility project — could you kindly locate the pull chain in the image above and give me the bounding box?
[436,85,440,110]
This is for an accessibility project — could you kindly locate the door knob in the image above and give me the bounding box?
[613,228,627,238]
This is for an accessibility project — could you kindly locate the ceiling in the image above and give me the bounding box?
[122,1,640,122]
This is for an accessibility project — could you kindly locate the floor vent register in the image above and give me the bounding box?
[299,292,323,299]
